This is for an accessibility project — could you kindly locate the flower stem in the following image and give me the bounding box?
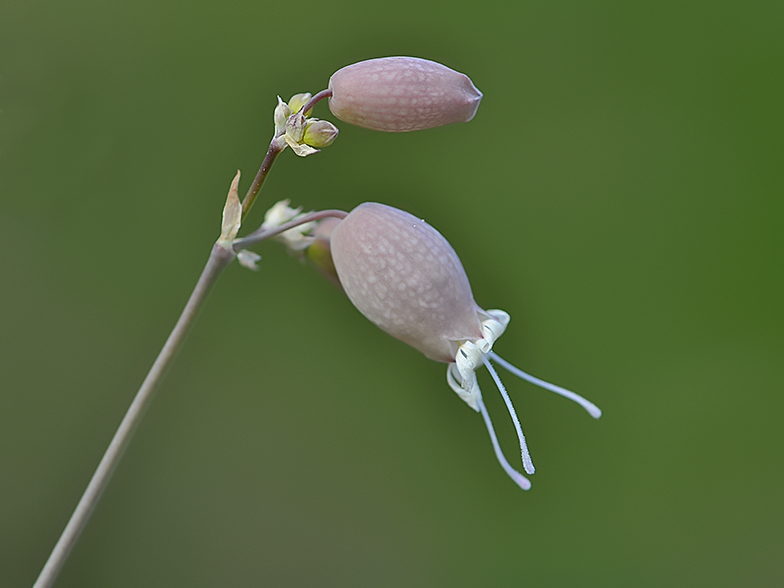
[232,209,347,251]
[300,88,332,118]
[241,138,284,220]
[33,243,236,588]
[34,88,336,587]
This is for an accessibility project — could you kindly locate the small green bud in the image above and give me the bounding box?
[303,119,339,148]
[288,92,313,116]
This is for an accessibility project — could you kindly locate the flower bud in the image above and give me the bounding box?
[287,92,313,116]
[303,119,339,148]
[328,57,483,132]
[329,202,601,491]
[285,111,306,143]
[283,111,318,157]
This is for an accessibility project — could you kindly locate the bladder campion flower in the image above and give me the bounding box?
[328,202,601,490]
[328,57,483,132]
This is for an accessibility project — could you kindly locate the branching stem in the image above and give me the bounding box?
[34,86,339,588]
[240,89,331,221]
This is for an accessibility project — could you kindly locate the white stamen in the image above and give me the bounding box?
[476,394,531,491]
[488,351,602,419]
[483,356,535,475]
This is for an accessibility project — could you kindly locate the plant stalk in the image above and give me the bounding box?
[33,243,236,588]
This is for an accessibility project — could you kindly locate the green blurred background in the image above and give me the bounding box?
[2,0,782,586]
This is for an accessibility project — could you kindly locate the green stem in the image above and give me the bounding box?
[33,243,236,588]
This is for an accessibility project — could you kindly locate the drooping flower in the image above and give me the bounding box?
[328,57,483,132]
[328,202,601,490]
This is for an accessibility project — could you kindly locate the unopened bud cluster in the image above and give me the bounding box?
[274,93,339,157]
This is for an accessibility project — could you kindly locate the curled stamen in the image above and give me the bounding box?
[476,394,531,491]
[488,352,602,419]
[483,356,535,475]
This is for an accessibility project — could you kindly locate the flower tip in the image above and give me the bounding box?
[512,472,532,491]
[463,77,483,122]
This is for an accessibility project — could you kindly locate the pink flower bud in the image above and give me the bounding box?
[328,57,483,132]
[329,202,601,491]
